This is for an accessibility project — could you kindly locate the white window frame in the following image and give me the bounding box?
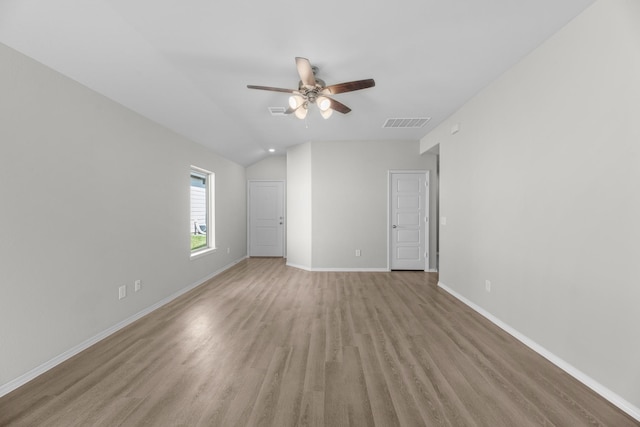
[190,165,215,259]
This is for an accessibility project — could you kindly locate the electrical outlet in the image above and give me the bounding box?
[355,249,361,257]
[227,247,230,254]
[134,280,141,292]
[485,280,491,292]
[118,285,127,300]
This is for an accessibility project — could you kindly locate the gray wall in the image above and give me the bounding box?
[246,155,287,181]
[0,42,247,390]
[286,143,313,268]
[421,0,640,412]
[288,140,437,270]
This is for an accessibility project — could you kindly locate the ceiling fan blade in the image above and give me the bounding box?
[295,57,316,87]
[326,97,351,114]
[247,85,296,94]
[322,79,375,95]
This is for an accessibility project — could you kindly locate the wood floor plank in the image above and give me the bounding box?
[360,298,429,425]
[245,345,291,427]
[354,333,402,427]
[342,346,375,427]
[406,334,479,427]
[216,368,266,427]
[303,318,326,394]
[297,391,324,427]
[324,275,344,364]
[323,361,349,427]
[1,258,637,427]
[271,343,310,427]
[370,304,450,426]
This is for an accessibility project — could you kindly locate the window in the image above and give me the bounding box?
[190,166,214,255]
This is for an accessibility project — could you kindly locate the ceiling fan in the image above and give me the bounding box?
[247,57,375,119]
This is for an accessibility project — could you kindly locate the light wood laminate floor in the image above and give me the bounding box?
[0,258,637,426]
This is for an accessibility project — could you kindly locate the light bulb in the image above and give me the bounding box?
[289,95,304,109]
[316,96,331,111]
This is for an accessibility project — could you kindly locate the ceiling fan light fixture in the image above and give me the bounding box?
[288,95,304,110]
[294,103,308,119]
[317,96,331,112]
[320,108,333,119]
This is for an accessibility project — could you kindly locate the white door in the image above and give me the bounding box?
[390,172,429,270]
[248,181,285,257]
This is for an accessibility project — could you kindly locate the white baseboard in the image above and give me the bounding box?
[287,263,438,273]
[285,264,436,273]
[0,256,248,399]
[310,267,389,272]
[285,263,389,272]
[285,262,311,271]
[437,281,640,422]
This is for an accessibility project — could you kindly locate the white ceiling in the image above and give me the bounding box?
[0,0,595,166]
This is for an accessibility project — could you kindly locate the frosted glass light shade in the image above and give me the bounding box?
[320,108,333,119]
[294,105,308,119]
[289,95,304,109]
[317,96,331,111]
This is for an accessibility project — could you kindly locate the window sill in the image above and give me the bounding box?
[190,247,217,260]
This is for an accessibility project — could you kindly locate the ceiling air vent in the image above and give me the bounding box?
[383,117,431,129]
[268,107,287,116]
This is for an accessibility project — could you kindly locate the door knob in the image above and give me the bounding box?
[392,225,397,228]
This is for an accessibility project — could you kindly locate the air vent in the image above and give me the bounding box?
[268,107,287,116]
[383,117,431,129]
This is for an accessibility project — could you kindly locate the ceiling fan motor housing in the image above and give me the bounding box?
[299,77,326,99]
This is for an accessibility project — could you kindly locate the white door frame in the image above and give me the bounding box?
[247,180,286,257]
[387,170,429,271]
